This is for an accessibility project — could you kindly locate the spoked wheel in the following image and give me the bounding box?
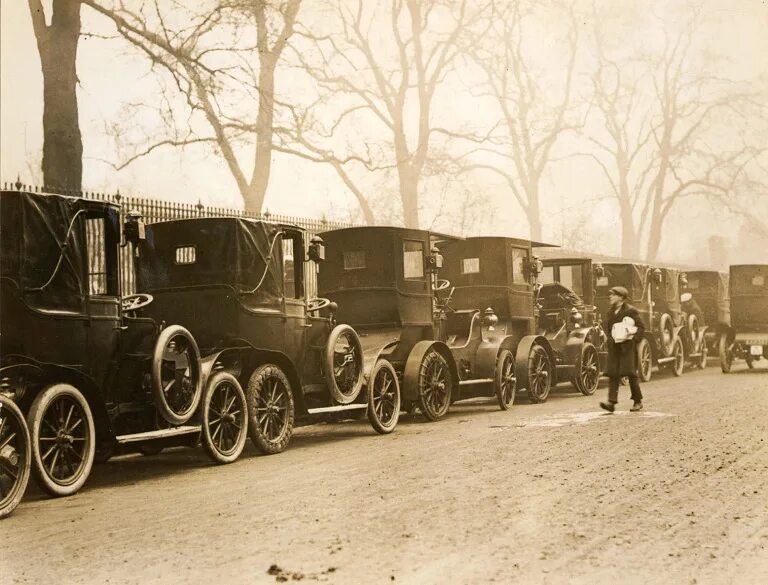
[151,325,202,425]
[27,384,95,497]
[670,337,684,377]
[574,342,600,396]
[526,344,552,403]
[697,344,709,370]
[636,338,653,383]
[719,336,732,373]
[0,396,31,519]
[246,364,295,454]
[494,349,516,410]
[417,350,453,421]
[201,372,248,464]
[324,324,364,405]
[367,360,401,434]
[659,313,674,356]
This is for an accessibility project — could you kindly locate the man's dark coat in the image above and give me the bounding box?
[605,302,647,377]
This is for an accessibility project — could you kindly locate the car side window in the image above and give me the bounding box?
[510,247,528,284]
[86,216,118,296]
[282,232,304,299]
[403,240,425,279]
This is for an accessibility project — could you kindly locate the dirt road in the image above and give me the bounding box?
[3,364,767,585]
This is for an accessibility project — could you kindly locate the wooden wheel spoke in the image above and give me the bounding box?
[0,431,17,451]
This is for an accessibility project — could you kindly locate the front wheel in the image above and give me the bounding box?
[27,384,96,497]
[719,336,732,373]
[526,344,552,403]
[494,349,516,410]
[574,342,600,396]
[0,396,31,519]
[697,344,709,370]
[246,365,295,455]
[367,360,401,434]
[636,338,653,383]
[201,372,248,464]
[670,337,684,377]
[417,350,453,421]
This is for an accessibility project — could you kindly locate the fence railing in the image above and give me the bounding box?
[2,181,356,297]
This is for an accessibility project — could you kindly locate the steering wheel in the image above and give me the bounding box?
[307,297,332,312]
[122,293,154,313]
[434,279,451,292]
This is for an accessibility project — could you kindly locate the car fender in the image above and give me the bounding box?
[473,334,519,380]
[514,335,555,391]
[402,340,459,402]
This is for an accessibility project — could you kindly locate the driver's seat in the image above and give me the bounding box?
[445,309,480,348]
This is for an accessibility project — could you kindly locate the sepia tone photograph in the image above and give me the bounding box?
[1,0,766,583]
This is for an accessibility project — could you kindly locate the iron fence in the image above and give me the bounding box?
[2,181,355,298]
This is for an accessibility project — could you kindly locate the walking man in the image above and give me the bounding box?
[600,286,646,413]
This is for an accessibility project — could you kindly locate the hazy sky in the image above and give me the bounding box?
[1,0,767,264]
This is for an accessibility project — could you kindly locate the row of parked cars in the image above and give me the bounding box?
[1,189,766,518]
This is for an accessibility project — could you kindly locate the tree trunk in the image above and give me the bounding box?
[246,57,277,213]
[400,173,420,229]
[29,0,83,191]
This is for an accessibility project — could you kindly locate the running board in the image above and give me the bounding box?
[116,425,200,444]
[458,378,494,385]
[307,404,367,414]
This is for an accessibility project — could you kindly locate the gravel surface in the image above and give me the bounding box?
[3,362,767,585]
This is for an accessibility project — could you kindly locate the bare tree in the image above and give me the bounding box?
[587,9,764,260]
[28,0,83,190]
[279,0,491,228]
[458,0,579,241]
[82,0,300,213]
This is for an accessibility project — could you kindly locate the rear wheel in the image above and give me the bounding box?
[636,338,653,383]
[27,384,95,497]
[494,350,516,410]
[367,360,400,434]
[417,350,453,421]
[719,336,732,373]
[202,372,248,464]
[246,365,295,454]
[0,396,31,519]
[670,337,684,377]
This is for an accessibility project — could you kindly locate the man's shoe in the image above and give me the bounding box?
[630,402,643,412]
[599,401,615,413]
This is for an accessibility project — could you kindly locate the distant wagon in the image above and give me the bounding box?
[593,263,707,381]
[681,270,730,357]
[539,256,608,381]
[719,264,768,372]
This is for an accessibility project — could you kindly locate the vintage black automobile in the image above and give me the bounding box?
[0,190,226,517]
[539,256,608,393]
[134,216,391,451]
[594,263,707,381]
[317,227,517,420]
[719,264,768,372]
[682,270,730,357]
[439,239,603,402]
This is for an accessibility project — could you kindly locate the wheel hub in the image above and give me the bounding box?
[0,445,19,466]
[57,431,74,445]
